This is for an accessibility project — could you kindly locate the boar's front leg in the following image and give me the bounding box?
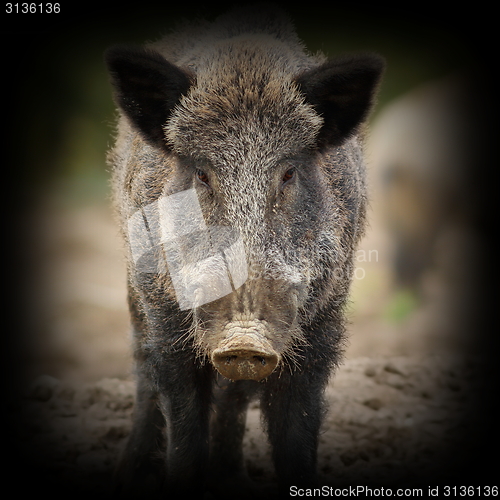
[114,370,166,496]
[154,347,214,496]
[261,373,326,489]
[261,330,336,491]
[115,303,214,497]
[209,378,260,493]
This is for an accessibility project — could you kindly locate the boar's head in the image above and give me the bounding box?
[106,40,383,380]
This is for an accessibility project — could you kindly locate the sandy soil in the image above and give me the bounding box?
[12,197,493,497]
[19,354,485,497]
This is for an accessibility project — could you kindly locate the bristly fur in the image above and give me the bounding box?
[106,4,383,495]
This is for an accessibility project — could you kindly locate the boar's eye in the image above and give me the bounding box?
[282,167,296,186]
[196,169,210,188]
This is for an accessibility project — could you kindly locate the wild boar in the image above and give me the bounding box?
[105,5,383,496]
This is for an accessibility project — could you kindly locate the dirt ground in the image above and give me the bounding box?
[13,190,493,497]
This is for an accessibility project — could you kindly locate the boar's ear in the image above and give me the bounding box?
[105,45,193,149]
[295,54,384,147]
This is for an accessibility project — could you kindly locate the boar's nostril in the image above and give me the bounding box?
[225,355,238,364]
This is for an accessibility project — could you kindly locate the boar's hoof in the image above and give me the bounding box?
[212,348,278,381]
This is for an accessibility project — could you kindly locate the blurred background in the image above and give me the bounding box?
[4,3,492,387]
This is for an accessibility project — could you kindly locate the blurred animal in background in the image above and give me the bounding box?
[369,77,475,298]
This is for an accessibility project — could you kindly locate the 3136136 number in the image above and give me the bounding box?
[6,3,60,13]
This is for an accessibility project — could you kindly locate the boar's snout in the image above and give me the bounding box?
[212,348,278,381]
[211,329,280,381]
